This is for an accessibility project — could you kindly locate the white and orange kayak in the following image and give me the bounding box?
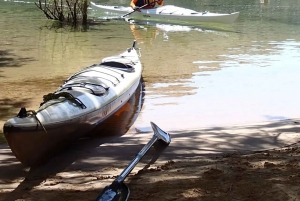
[90,2,239,24]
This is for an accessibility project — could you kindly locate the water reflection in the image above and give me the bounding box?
[130,20,209,42]
[129,19,236,40]
[130,23,159,46]
[129,22,199,98]
[216,39,300,68]
[136,39,300,130]
[128,20,234,103]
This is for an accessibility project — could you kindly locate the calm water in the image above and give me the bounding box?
[1,0,300,133]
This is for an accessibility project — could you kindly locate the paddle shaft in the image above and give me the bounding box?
[115,134,158,182]
[94,122,170,201]
[122,0,158,18]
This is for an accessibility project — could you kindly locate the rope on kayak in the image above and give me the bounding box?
[26,110,48,133]
[40,92,86,109]
[137,47,142,57]
[17,108,48,133]
[16,92,86,134]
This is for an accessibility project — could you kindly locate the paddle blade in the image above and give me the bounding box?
[150,122,171,145]
[95,181,130,201]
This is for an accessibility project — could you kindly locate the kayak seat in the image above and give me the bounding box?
[100,61,135,73]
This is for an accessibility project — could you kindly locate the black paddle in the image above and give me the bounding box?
[95,121,171,201]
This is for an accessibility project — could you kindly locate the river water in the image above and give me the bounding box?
[0,0,300,134]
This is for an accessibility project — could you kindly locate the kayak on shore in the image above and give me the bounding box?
[90,2,239,24]
[3,40,142,167]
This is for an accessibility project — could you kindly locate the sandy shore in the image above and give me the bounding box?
[1,118,300,201]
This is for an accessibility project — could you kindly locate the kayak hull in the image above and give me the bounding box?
[90,3,239,24]
[3,41,142,167]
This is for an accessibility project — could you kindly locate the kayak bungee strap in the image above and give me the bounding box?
[15,92,86,134]
[66,69,119,86]
[57,82,108,96]
[40,92,87,109]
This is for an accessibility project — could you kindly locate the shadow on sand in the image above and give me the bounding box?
[0,50,35,69]
[0,98,31,122]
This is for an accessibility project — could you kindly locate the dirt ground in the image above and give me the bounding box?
[128,147,300,201]
[0,141,299,201]
[1,130,300,201]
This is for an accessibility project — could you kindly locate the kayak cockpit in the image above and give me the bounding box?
[101,61,135,72]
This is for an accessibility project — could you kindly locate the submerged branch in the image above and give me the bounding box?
[35,1,53,19]
[35,0,90,26]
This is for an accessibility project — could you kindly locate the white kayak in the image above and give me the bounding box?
[3,41,142,167]
[90,2,239,24]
